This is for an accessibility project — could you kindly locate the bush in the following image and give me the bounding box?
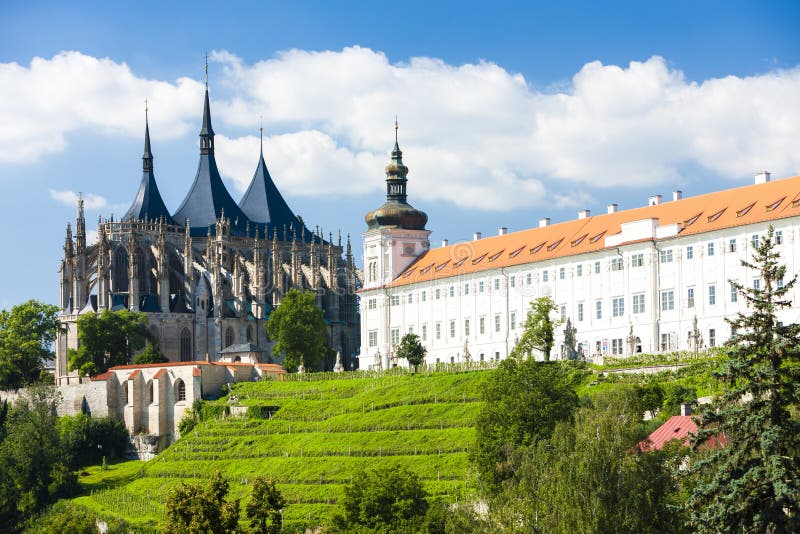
[59,414,130,468]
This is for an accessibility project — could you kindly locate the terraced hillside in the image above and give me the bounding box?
[75,370,490,532]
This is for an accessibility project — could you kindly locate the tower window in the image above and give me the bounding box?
[225,327,234,348]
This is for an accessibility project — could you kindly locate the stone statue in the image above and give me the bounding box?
[374,350,382,372]
[463,340,471,363]
[563,318,579,360]
[333,351,344,373]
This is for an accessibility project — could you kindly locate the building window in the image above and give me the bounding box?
[753,279,760,291]
[686,246,693,260]
[708,284,716,306]
[147,381,154,405]
[494,278,500,290]
[390,295,400,306]
[775,230,783,245]
[463,284,469,296]
[752,234,760,248]
[777,277,784,289]
[730,282,738,303]
[660,249,673,263]
[225,327,234,348]
[560,305,566,321]
[728,238,737,253]
[612,297,624,317]
[631,253,644,268]
[494,314,501,333]
[421,291,427,302]
[175,379,186,403]
[559,267,565,280]
[595,300,602,320]
[660,290,675,311]
[408,326,414,334]
[464,319,470,337]
[391,328,400,346]
[246,325,253,342]
[421,324,427,341]
[478,280,485,293]
[525,273,532,286]
[479,316,485,334]
[707,242,715,256]
[709,328,716,347]
[449,286,455,298]
[495,351,500,362]
[510,276,516,288]
[121,381,129,406]
[435,289,441,300]
[611,338,623,355]
[510,312,516,330]
[435,323,441,340]
[407,293,413,304]
[479,353,484,362]
[611,258,623,271]
[576,264,583,277]
[660,333,671,351]
[632,293,645,314]
[449,320,456,338]
[368,330,378,347]
[687,287,695,308]
[180,328,192,362]
[367,298,377,310]
[577,302,584,322]
[542,270,549,282]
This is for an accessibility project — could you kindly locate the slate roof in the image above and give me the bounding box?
[173,89,251,237]
[219,343,266,354]
[388,174,800,288]
[124,119,175,224]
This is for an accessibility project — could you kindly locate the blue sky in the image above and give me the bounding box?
[2,0,800,308]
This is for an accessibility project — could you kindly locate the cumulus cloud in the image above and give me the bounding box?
[49,189,109,209]
[5,49,800,210]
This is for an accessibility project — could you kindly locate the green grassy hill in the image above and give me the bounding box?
[74,370,491,532]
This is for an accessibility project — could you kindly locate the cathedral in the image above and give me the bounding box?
[55,84,360,385]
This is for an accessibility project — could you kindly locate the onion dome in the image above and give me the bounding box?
[365,123,428,230]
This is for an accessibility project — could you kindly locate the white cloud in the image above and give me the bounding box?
[49,189,108,210]
[5,49,800,210]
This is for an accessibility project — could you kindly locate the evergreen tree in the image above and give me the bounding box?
[687,226,800,533]
[511,297,558,361]
[266,289,327,372]
[395,333,426,371]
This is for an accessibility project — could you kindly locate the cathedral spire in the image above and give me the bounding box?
[75,193,86,255]
[199,57,215,155]
[143,101,153,173]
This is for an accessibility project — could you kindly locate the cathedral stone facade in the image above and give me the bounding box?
[55,86,359,385]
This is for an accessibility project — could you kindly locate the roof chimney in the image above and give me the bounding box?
[498,227,508,236]
[441,239,449,247]
[539,218,550,228]
[648,195,663,206]
[673,190,683,201]
[607,204,618,214]
[473,232,482,241]
[578,209,590,220]
[680,403,692,416]
[755,171,771,184]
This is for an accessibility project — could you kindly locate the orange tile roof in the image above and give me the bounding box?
[152,368,167,379]
[192,367,202,377]
[90,371,113,381]
[640,415,697,451]
[388,175,800,288]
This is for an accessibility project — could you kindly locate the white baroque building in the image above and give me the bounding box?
[358,154,800,368]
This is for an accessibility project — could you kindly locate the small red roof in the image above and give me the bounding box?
[152,368,167,379]
[192,367,202,377]
[90,371,113,382]
[127,369,141,380]
[641,415,697,451]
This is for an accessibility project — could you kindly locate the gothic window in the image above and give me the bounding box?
[174,379,186,403]
[246,325,253,342]
[180,328,192,362]
[147,380,154,405]
[137,248,158,295]
[169,254,183,297]
[225,327,234,348]
[121,381,128,406]
[113,248,129,292]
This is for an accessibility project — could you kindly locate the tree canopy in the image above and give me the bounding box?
[395,332,426,371]
[67,309,151,376]
[687,226,800,533]
[266,289,327,372]
[163,471,240,534]
[0,300,61,389]
[245,476,285,534]
[511,297,558,361]
[133,341,168,365]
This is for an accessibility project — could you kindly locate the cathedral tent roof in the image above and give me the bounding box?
[124,117,175,224]
[173,89,251,237]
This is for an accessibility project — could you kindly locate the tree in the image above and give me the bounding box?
[245,477,285,534]
[163,471,240,534]
[395,333,426,371]
[512,297,558,361]
[472,359,581,493]
[0,300,61,389]
[495,389,686,533]
[266,289,327,373]
[58,414,129,468]
[686,226,800,533]
[133,341,168,365]
[67,309,151,376]
[334,465,429,532]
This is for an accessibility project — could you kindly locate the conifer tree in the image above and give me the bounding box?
[687,226,800,533]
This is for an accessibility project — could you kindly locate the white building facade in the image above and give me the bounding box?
[359,164,800,369]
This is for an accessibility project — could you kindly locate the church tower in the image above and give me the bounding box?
[363,122,430,289]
